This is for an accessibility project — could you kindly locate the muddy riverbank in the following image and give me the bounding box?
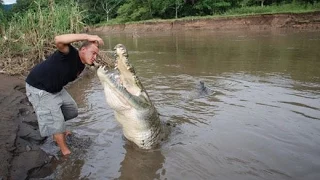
[93,11,320,33]
[0,74,51,180]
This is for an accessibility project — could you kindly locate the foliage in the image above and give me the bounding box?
[116,0,152,22]
[226,1,320,15]
[0,0,84,74]
[5,0,320,25]
[0,1,7,36]
[78,0,125,25]
[194,0,234,15]
[11,0,68,13]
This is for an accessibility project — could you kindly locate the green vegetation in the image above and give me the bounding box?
[78,0,320,25]
[0,0,84,74]
[95,2,320,26]
[226,2,320,15]
[5,0,318,25]
[0,1,7,35]
[0,0,319,74]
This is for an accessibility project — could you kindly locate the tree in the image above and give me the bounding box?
[78,0,125,24]
[151,0,186,19]
[174,0,184,18]
[0,0,3,10]
[0,0,6,35]
[117,0,151,22]
[11,0,70,14]
[11,0,34,13]
[256,0,265,7]
[100,0,125,22]
[194,0,234,15]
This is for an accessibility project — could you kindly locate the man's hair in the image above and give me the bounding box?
[79,40,98,50]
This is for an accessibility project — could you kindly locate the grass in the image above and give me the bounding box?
[0,0,84,75]
[95,2,320,26]
[226,2,320,15]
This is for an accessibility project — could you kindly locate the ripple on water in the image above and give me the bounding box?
[55,31,320,180]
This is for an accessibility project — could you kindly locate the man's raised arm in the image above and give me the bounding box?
[54,34,104,54]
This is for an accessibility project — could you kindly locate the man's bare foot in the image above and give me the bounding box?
[60,147,71,156]
[54,133,72,156]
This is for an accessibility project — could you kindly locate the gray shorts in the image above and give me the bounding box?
[26,83,78,137]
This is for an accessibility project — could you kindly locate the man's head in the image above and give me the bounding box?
[79,41,99,65]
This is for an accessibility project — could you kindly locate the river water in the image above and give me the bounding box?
[52,30,320,180]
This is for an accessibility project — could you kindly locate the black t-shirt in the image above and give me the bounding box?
[26,45,85,93]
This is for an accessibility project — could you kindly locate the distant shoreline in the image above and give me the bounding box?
[92,11,320,33]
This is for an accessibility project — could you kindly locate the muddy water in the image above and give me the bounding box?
[56,31,320,179]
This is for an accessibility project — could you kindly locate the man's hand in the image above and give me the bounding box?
[87,35,104,46]
[55,34,104,54]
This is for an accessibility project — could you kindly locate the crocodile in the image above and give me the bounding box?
[97,44,165,149]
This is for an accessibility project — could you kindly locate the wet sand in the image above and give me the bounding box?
[0,74,50,180]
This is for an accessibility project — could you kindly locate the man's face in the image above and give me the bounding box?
[80,44,99,65]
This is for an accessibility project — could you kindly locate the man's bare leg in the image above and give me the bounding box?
[53,131,72,142]
[54,133,71,155]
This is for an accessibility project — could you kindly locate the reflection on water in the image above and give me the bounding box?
[48,30,320,180]
[117,144,165,180]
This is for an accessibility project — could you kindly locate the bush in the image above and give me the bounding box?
[0,0,85,75]
[226,2,320,15]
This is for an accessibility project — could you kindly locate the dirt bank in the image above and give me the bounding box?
[0,74,51,180]
[0,68,95,180]
[93,11,320,33]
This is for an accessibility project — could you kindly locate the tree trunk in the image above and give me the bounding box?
[175,4,178,19]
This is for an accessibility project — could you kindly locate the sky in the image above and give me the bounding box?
[3,0,16,5]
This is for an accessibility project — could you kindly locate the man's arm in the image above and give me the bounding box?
[54,34,104,54]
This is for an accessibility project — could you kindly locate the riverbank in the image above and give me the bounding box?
[92,11,320,33]
[0,68,96,179]
[0,74,52,179]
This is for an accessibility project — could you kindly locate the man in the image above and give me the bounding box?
[25,34,104,155]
